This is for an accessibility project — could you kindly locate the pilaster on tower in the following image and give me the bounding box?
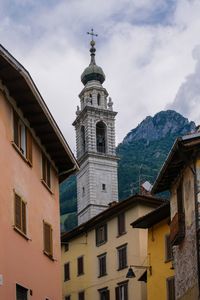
[73,33,118,225]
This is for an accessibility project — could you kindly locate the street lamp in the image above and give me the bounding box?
[126,264,152,278]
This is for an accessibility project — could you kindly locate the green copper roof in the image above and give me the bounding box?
[81,40,105,85]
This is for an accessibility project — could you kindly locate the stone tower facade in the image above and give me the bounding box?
[73,38,118,225]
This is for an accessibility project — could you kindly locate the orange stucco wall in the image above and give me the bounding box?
[0,89,62,299]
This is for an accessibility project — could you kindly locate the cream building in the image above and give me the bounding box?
[61,195,164,300]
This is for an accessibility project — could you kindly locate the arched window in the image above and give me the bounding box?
[81,126,86,154]
[96,121,106,153]
[89,94,93,105]
[97,93,101,106]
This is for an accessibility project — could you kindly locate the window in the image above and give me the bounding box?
[97,93,101,106]
[64,243,69,252]
[96,224,107,246]
[82,187,85,197]
[98,253,107,277]
[77,256,84,276]
[64,262,70,281]
[81,126,86,154]
[102,184,106,191]
[115,281,128,300]
[165,234,172,261]
[96,121,106,153]
[98,287,110,300]
[43,221,53,257]
[78,291,85,300]
[118,213,126,236]
[166,276,175,300]
[13,112,32,163]
[42,154,51,188]
[16,284,28,300]
[65,296,71,300]
[14,193,27,235]
[117,244,127,270]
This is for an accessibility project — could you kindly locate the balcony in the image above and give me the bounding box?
[170,212,185,245]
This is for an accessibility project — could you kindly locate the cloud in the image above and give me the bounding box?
[0,0,200,151]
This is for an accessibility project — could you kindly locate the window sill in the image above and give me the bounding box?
[12,142,32,167]
[43,250,55,261]
[116,232,127,238]
[77,273,84,277]
[41,179,53,195]
[13,226,31,241]
[96,240,107,247]
[117,265,128,271]
[98,273,107,278]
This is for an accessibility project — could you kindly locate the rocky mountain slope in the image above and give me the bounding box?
[60,110,196,231]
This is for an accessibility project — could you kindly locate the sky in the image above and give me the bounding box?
[1,0,200,152]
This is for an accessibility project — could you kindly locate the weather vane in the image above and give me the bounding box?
[87,28,98,42]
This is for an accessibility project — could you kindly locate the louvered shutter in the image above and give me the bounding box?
[44,222,52,255]
[13,113,19,146]
[124,283,128,300]
[42,155,47,182]
[106,290,110,300]
[46,161,51,188]
[167,277,175,300]
[64,263,70,281]
[115,287,120,300]
[15,194,21,229]
[78,257,84,275]
[21,201,26,234]
[118,213,125,235]
[26,129,32,164]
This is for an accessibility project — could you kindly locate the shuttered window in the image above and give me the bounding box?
[115,282,128,300]
[98,253,107,277]
[42,154,51,188]
[78,291,85,300]
[14,193,27,235]
[77,256,84,276]
[13,112,32,164]
[98,288,110,300]
[64,262,70,281]
[43,222,53,257]
[117,244,127,270]
[165,234,172,261]
[118,213,126,236]
[65,296,70,300]
[16,284,28,300]
[166,276,175,300]
[96,224,107,246]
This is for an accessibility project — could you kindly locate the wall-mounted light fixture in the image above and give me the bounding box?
[126,264,152,278]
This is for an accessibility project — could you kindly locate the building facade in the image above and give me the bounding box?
[152,133,200,300]
[0,44,78,299]
[61,195,164,300]
[131,202,175,300]
[73,38,118,224]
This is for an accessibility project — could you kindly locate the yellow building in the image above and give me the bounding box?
[131,201,175,300]
[61,195,164,300]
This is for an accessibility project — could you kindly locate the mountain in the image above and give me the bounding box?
[60,110,196,231]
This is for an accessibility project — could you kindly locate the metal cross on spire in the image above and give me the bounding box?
[87,28,98,41]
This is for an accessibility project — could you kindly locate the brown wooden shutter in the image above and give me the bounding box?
[124,283,128,300]
[15,194,21,229]
[46,161,51,188]
[78,257,84,275]
[44,222,52,256]
[115,287,120,300]
[167,277,175,300]
[21,201,26,235]
[13,113,19,146]
[64,263,70,281]
[26,129,32,164]
[118,213,125,235]
[165,234,172,261]
[106,290,110,300]
[42,154,47,182]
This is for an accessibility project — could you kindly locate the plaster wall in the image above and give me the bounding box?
[0,90,62,299]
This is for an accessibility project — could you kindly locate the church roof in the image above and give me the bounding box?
[81,40,105,85]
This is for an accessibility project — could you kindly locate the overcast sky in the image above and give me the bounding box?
[1,0,200,152]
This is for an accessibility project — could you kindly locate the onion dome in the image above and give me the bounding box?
[81,40,105,85]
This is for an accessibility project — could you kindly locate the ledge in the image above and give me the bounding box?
[43,250,55,261]
[12,142,32,167]
[41,179,53,195]
[116,232,127,238]
[13,226,31,241]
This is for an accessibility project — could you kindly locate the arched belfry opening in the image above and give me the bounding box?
[96,121,106,153]
[81,125,86,154]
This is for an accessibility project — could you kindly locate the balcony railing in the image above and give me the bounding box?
[170,212,185,245]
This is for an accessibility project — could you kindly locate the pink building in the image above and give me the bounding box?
[0,44,78,299]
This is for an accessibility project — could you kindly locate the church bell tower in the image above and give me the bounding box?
[73,31,118,224]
